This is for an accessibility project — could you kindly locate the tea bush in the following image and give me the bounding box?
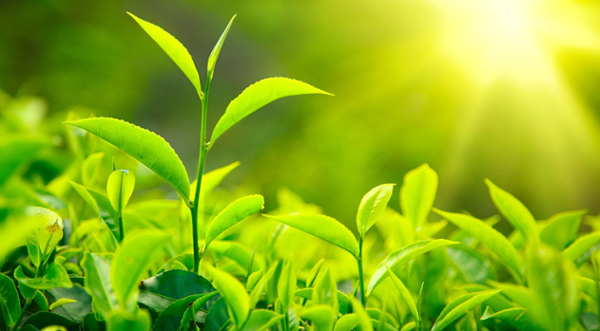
[0,13,598,331]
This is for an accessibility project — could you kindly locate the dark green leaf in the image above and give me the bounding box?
[0,273,20,328]
[141,269,215,300]
[81,252,117,318]
[152,292,218,331]
[210,267,250,327]
[24,311,80,331]
[15,263,72,290]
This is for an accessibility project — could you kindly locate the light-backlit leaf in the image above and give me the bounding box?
[368,239,457,294]
[485,179,538,243]
[207,15,235,82]
[400,164,437,227]
[111,230,169,311]
[204,195,264,248]
[107,170,136,213]
[210,267,250,327]
[210,78,332,144]
[540,210,585,250]
[435,209,522,281]
[278,258,296,309]
[128,13,202,98]
[264,214,358,257]
[66,118,190,200]
[81,252,118,318]
[356,184,395,236]
[431,290,501,331]
[386,266,419,329]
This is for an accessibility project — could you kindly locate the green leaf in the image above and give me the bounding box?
[400,164,438,227]
[333,314,359,331]
[300,305,336,331]
[210,78,332,144]
[190,161,240,199]
[65,118,190,200]
[107,309,151,331]
[81,152,104,187]
[204,195,264,248]
[447,245,497,284]
[111,230,169,311]
[107,170,136,213]
[277,258,296,309]
[264,214,358,257]
[26,206,64,258]
[431,290,501,331]
[540,210,585,250]
[81,252,118,318]
[207,15,235,82]
[434,209,522,281]
[210,267,250,327]
[480,307,533,331]
[140,269,215,300]
[356,184,395,236]
[152,292,217,331]
[128,12,202,98]
[367,239,457,295]
[562,232,600,264]
[526,244,578,331]
[0,273,20,328]
[312,267,338,313]
[49,298,77,311]
[306,259,324,287]
[15,263,72,290]
[240,309,284,331]
[209,241,262,274]
[23,311,80,331]
[203,298,229,331]
[385,266,419,330]
[485,179,538,243]
[69,181,120,246]
[249,263,278,308]
[350,297,373,331]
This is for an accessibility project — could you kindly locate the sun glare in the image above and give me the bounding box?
[430,0,598,87]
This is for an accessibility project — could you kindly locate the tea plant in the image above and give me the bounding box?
[1,11,600,331]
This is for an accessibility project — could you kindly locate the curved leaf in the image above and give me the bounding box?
[400,164,437,227]
[107,170,136,213]
[0,273,21,328]
[107,309,151,331]
[210,78,332,144]
[81,152,104,187]
[207,15,235,81]
[240,309,283,331]
[539,210,585,250]
[277,258,296,309]
[386,266,419,329]
[264,214,358,257]
[65,118,190,200]
[485,179,538,243]
[210,267,250,327]
[204,195,264,248]
[562,232,600,263]
[334,314,359,331]
[431,290,500,331]
[367,239,457,294]
[128,13,202,98]
[111,230,169,310]
[300,305,336,331]
[356,184,395,236]
[15,263,72,290]
[81,252,118,318]
[435,209,522,281]
[152,292,217,331]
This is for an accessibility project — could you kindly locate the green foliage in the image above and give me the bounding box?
[1,9,598,331]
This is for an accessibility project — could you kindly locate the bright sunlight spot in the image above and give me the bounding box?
[431,0,599,87]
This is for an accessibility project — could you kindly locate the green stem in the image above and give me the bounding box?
[11,267,42,331]
[190,77,212,273]
[357,235,366,306]
[117,211,124,242]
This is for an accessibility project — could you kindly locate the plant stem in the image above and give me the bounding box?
[190,77,212,273]
[357,235,366,306]
[117,211,124,242]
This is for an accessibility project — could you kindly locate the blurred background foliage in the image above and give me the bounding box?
[2,0,600,231]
